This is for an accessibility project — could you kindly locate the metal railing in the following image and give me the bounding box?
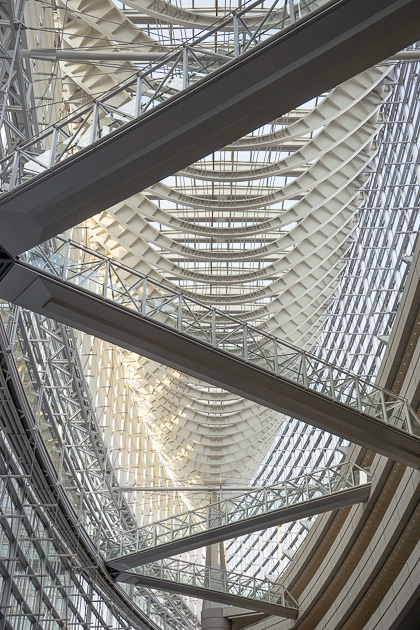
[119,558,298,613]
[105,462,369,562]
[0,0,327,195]
[20,238,420,441]
[0,303,200,630]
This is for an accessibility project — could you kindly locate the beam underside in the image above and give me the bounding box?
[107,485,370,570]
[1,264,419,467]
[0,0,420,256]
[114,572,299,618]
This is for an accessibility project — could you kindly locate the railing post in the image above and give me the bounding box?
[355,377,362,411]
[273,339,278,373]
[301,351,308,388]
[243,325,248,361]
[49,127,59,168]
[183,47,189,90]
[211,310,216,346]
[233,14,240,57]
[329,365,336,399]
[135,74,143,118]
[6,305,20,353]
[142,278,148,316]
[289,0,295,23]
[9,150,20,188]
[103,259,110,299]
[380,388,388,425]
[404,401,413,435]
[350,463,355,487]
[90,103,100,143]
[63,240,71,280]
[177,294,183,331]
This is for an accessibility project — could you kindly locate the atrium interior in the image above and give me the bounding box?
[0,0,420,629]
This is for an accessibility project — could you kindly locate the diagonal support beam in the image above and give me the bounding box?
[0,0,420,256]
[112,559,299,618]
[105,463,370,571]
[0,244,419,467]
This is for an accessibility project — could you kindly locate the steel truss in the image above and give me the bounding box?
[0,0,418,622]
[0,312,162,630]
[0,0,38,157]
[0,0,322,192]
[0,304,199,630]
[0,0,419,259]
[1,239,418,465]
[0,1,202,624]
[0,303,303,620]
[115,558,299,617]
[106,462,370,569]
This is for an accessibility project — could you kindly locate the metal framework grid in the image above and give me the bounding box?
[0,0,418,624]
[0,304,199,630]
[224,51,420,583]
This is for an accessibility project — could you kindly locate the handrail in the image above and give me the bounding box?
[19,238,420,442]
[105,462,370,566]
[0,0,328,195]
[115,558,299,617]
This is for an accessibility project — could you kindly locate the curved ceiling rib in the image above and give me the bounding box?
[0,0,420,257]
[2,0,419,626]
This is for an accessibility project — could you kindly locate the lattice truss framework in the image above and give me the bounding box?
[0,0,419,627]
[48,0,392,486]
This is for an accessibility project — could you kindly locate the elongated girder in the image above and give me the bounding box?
[0,239,419,466]
[0,0,419,256]
[112,558,299,617]
[106,462,370,570]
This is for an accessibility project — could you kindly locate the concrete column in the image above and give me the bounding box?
[201,494,232,629]
[201,607,231,630]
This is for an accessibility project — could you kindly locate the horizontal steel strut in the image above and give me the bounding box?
[0,240,419,467]
[0,0,419,256]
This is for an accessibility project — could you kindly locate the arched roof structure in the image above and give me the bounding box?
[0,0,419,628]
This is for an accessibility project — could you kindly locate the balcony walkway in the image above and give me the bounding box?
[111,559,299,617]
[0,0,419,256]
[105,462,370,571]
[1,239,420,466]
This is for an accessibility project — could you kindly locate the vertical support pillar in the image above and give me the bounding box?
[135,74,143,118]
[202,492,232,630]
[183,47,189,90]
[201,608,231,630]
[233,15,240,57]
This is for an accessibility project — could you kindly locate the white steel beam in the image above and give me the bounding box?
[0,0,419,256]
[0,253,419,467]
[106,463,370,571]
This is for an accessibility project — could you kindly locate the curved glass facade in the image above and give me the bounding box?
[0,0,419,626]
